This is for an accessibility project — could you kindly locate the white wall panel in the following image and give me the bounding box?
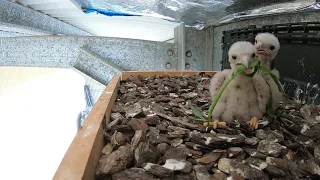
[0,66,86,179]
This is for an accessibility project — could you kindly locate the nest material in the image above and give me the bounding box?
[95,74,320,180]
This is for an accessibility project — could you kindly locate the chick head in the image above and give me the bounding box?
[254,32,280,67]
[228,41,257,72]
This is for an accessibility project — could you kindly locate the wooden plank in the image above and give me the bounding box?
[122,71,216,80]
[53,75,121,180]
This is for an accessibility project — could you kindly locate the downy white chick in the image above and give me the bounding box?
[253,33,284,110]
[209,41,263,124]
[254,32,280,78]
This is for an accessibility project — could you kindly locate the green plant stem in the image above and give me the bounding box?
[207,75,235,124]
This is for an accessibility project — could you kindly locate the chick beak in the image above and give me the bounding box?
[257,49,268,56]
[243,57,250,68]
[243,58,254,75]
[256,43,269,56]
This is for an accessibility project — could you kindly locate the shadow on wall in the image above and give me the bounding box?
[0,67,86,179]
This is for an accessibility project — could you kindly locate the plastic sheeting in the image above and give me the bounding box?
[76,0,320,29]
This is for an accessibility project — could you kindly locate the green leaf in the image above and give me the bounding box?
[266,89,276,119]
[255,65,289,119]
[269,72,285,94]
[256,65,282,91]
[232,64,246,78]
[194,118,207,122]
[242,58,260,78]
[190,105,206,121]
[207,74,236,123]
[244,67,258,78]
[256,65,289,104]
[249,58,261,68]
[269,72,289,104]
[237,64,247,72]
[256,65,269,74]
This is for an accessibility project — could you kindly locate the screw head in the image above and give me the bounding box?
[167,49,173,56]
[185,50,192,58]
[185,63,190,70]
[166,63,172,69]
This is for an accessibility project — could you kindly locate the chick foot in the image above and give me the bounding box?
[247,117,259,130]
[203,120,227,129]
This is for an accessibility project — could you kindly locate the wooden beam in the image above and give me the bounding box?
[53,75,121,180]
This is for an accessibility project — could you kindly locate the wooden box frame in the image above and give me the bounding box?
[53,71,216,180]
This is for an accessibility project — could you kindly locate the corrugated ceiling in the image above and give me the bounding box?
[15,0,180,42]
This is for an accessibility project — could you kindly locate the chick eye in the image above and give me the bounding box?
[232,55,237,60]
[255,40,257,44]
[252,53,255,58]
[270,46,275,50]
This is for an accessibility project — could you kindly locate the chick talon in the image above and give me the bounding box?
[248,119,253,127]
[248,117,259,130]
[254,119,259,129]
[213,120,218,129]
[203,120,226,129]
